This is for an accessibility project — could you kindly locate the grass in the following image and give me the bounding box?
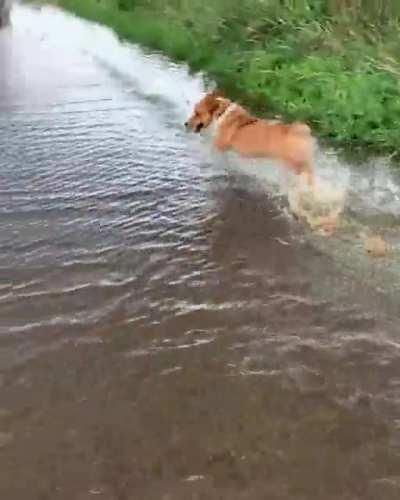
[46,0,400,156]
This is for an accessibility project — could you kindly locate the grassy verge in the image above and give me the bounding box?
[46,0,400,156]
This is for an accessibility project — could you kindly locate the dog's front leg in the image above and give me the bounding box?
[213,133,230,152]
[214,124,237,152]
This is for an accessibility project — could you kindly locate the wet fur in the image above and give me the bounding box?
[185,91,315,185]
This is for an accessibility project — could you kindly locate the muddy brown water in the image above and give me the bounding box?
[1,5,400,500]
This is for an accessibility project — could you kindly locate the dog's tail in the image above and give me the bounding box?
[291,123,312,135]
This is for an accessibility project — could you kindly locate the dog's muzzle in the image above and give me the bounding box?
[195,123,204,133]
[184,122,203,133]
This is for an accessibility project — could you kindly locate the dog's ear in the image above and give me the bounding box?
[212,97,231,117]
[209,89,224,98]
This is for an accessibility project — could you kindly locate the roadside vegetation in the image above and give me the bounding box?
[50,0,400,155]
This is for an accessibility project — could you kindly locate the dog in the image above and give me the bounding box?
[185,90,315,186]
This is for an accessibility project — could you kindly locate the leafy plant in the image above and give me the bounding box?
[53,0,400,155]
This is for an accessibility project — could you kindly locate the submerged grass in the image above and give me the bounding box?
[48,0,400,156]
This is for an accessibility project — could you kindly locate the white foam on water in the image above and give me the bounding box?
[287,175,346,232]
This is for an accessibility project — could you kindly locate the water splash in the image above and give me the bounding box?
[287,174,347,234]
[11,4,400,243]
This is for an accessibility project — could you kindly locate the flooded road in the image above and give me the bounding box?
[1,4,400,499]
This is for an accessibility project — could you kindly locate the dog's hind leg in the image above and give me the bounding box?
[291,159,316,187]
[304,161,316,188]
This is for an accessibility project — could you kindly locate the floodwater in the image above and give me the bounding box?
[1,4,400,500]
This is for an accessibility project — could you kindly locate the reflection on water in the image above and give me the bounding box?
[1,4,400,500]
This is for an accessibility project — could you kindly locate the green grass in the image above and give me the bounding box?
[48,0,400,156]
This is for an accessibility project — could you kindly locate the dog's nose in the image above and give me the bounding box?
[184,121,188,127]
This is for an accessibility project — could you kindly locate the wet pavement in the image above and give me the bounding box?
[1,5,400,499]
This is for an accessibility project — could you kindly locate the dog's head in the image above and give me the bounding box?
[185,90,231,132]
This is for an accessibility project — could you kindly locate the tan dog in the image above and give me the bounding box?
[185,90,315,186]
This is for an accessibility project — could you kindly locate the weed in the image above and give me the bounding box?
[49,0,400,155]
